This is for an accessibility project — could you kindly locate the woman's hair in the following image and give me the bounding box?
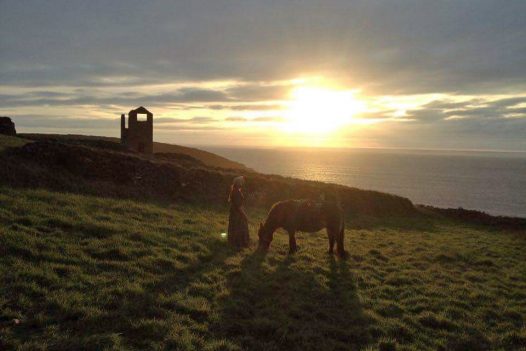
[229,176,244,202]
[228,184,240,203]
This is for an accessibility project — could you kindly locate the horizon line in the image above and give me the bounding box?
[15,131,526,154]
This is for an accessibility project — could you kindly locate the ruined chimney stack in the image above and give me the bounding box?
[119,107,153,153]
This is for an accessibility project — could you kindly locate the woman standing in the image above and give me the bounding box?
[228,176,249,248]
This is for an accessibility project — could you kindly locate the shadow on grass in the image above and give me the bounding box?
[347,213,439,233]
[213,251,372,351]
[0,235,240,350]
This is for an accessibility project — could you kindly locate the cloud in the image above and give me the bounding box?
[154,124,225,132]
[0,84,294,109]
[400,96,526,148]
[506,107,526,116]
[356,111,396,120]
[10,114,223,131]
[173,88,230,103]
[225,116,284,123]
[155,117,217,124]
[12,115,118,129]
[0,88,232,108]
[252,116,284,122]
[2,1,526,150]
[225,83,292,102]
[208,104,283,111]
[2,1,526,95]
[404,96,526,124]
[488,97,526,108]
[225,117,247,122]
[183,116,216,124]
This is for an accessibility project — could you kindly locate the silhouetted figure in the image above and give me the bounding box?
[228,176,249,248]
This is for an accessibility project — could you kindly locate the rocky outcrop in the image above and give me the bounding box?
[0,117,16,136]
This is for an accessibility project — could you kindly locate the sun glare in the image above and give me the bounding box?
[283,86,366,133]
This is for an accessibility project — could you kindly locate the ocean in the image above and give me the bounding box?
[202,147,526,218]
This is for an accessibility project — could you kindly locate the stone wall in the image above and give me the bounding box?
[120,107,153,153]
[0,117,16,136]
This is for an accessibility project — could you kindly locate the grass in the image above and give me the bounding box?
[1,187,525,350]
[0,134,29,152]
[17,134,248,170]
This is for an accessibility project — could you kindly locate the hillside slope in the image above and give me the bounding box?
[0,133,29,151]
[152,141,247,170]
[1,134,417,217]
[20,134,248,170]
[1,187,525,350]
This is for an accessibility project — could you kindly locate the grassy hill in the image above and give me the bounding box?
[0,133,29,152]
[0,133,525,350]
[152,141,247,171]
[0,134,417,217]
[20,134,248,171]
[1,187,525,350]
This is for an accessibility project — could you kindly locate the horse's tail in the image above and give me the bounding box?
[337,206,346,256]
[339,212,345,239]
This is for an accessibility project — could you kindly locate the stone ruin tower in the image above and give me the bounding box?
[120,106,153,153]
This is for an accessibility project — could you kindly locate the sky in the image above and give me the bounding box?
[1,0,526,150]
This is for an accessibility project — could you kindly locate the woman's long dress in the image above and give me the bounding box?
[228,189,249,248]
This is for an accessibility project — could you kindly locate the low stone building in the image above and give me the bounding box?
[0,117,16,136]
[120,106,153,153]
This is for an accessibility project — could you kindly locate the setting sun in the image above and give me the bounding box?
[282,86,366,133]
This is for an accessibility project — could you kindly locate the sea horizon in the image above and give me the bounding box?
[202,145,526,218]
[194,144,526,155]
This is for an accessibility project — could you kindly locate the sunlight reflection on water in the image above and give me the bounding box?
[204,147,526,217]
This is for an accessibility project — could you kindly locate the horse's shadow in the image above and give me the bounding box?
[213,250,372,351]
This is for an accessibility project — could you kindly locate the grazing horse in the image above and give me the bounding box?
[257,199,346,257]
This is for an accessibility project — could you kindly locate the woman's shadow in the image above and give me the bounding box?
[212,250,372,351]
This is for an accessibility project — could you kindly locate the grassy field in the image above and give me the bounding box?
[1,187,525,350]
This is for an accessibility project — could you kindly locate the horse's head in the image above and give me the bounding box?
[257,222,273,251]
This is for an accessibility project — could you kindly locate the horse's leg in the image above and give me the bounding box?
[327,228,335,254]
[336,226,346,258]
[288,230,298,254]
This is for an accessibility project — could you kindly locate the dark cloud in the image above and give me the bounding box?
[12,115,118,129]
[154,124,225,131]
[507,107,526,115]
[422,99,484,110]
[405,97,526,128]
[209,104,283,111]
[344,105,526,151]
[174,88,230,103]
[0,85,293,109]
[184,116,216,124]
[356,111,396,119]
[225,117,247,122]
[253,116,284,122]
[225,83,292,102]
[0,88,231,108]
[155,117,217,124]
[224,116,284,123]
[4,1,523,94]
[405,96,526,125]
[12,115,225,132]
[489,97,526,108]
[405,109,445,123]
